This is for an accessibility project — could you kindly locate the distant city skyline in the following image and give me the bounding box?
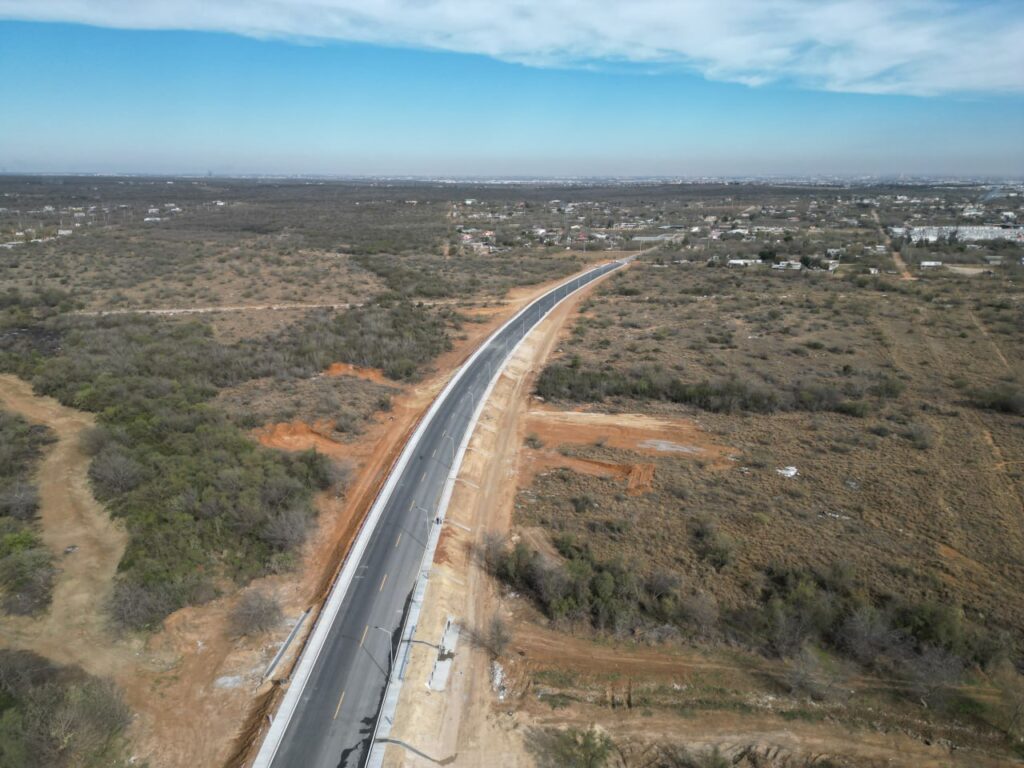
[1,1,1022,177]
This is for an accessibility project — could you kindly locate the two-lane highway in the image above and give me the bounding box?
[255,258,625,768]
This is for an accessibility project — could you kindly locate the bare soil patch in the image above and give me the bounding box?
[323,361,390,384]
[525,407,733,469]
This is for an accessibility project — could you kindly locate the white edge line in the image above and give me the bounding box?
[365,259,625,765]
[252,259,623,768]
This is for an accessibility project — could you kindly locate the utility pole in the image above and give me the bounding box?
[374,626,395,674]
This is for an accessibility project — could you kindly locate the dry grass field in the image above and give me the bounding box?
[526,261,1024,627]
[499,257,1024,763]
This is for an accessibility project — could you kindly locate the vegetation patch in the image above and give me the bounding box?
[258,301,455,380]
[536,362,894,416]
[353,251,582,299]
[1,312,342,630]
[0,650,131,768]
[492,534,687,633]
[0,411,55,615]
[968,383,1024,415]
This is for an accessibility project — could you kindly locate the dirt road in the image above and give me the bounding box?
[0,374,128,671]
[872,209,914,280]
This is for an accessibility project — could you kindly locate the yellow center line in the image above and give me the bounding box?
[359,625,368,647]
[379,573,388,592]
[395,532,402,548]
[333,690,346,720]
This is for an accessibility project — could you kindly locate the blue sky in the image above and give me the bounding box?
[1,2,1022,177]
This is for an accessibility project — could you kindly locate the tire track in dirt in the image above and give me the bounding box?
[968,310,1012,372]
[878,307,1024,614]
[872,209,914,280]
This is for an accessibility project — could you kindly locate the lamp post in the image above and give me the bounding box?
[374,625,394,675]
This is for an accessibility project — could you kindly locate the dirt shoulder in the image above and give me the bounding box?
[381,263,609,767]
[230,259,622,767]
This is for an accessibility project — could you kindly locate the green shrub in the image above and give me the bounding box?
[835,400,870,417]
[690,516,734,571]
[535,363,884,418]
[535,365,781,414]
[969,383,1024,415]
[527,726,613,768]
[493,538,680,634]
[0,541,54,616]
[0,412,54,614]
[869,374,906,399]
[0,650,131,768]
[903,422,934,450]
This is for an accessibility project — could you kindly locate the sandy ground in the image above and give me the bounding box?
[324,361,393,385]
[520,407,735,495]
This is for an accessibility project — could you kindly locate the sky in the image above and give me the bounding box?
[1,1,1022,178]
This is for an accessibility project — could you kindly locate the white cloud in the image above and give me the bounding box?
[2,0,1022,96]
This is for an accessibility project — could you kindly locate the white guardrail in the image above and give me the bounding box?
[252,259,624,768]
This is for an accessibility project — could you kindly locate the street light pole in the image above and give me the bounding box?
[374,626,394,675]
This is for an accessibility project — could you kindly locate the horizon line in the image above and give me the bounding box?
[2,171,1023,186]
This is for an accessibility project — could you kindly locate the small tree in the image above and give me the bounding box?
[0,481,40,521]
[479,531,506,574]
[785,644,849,702]
[483,615,512,658]
[260,507,311,552]
[325,459,354,496]
[904,644,963,708]
[88,448,144,498]
[840,605,898,665]
[679,591,719,638]
[228,590,282,638]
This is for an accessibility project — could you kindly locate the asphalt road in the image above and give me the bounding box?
[265,259,623,768]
